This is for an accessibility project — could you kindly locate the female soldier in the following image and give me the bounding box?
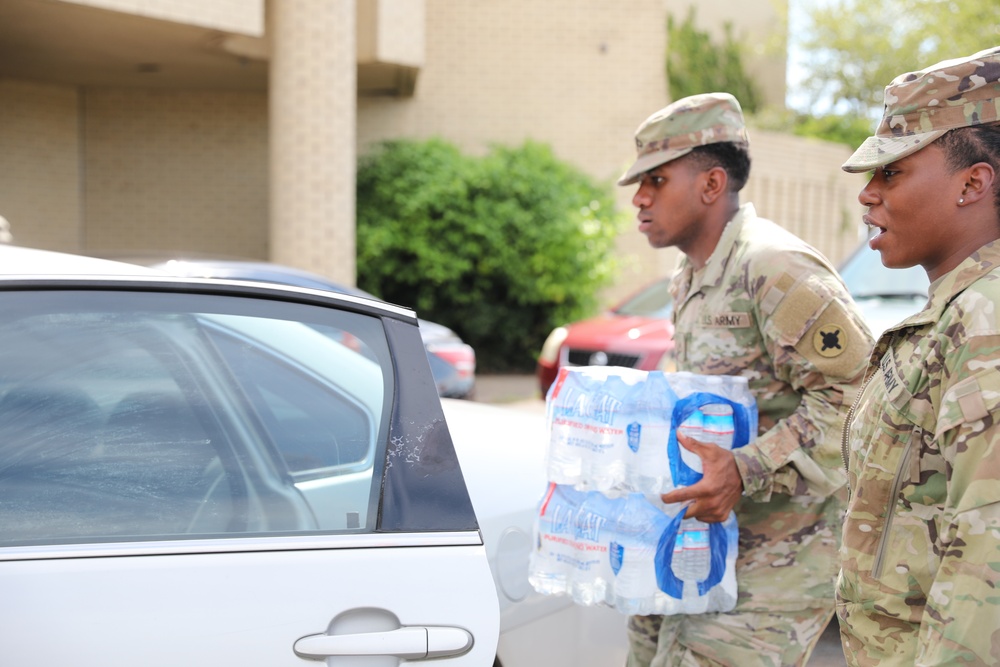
[837,46,1000,666]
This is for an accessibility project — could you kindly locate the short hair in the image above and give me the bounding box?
[685,142,752,193]
[937,123,1000,214]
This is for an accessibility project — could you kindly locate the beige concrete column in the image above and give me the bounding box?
[269,0,356,285]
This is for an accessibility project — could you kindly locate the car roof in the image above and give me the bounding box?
[146,258,377,299]
[0,245,417,321]
[139,257,455,337]
[0,244,161,276]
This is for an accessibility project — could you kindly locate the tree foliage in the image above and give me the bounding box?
[667,8,763,114]
[356,138,623,372]
[796,0,1000,119]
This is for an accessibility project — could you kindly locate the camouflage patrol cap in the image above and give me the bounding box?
[843,46,1000,173]
[618,92,749,186]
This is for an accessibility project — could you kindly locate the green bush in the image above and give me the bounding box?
[356,138,623,372]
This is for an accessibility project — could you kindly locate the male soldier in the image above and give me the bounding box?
[838,47,1000,665]
[619,92,873,666]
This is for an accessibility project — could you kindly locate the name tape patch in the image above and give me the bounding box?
[702,312,751,328]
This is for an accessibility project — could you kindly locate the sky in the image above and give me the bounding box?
[785,0,829,113]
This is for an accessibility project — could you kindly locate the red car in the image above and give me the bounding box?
[536,277,676,396]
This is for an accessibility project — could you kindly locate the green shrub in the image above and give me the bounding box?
[356,138,623,372]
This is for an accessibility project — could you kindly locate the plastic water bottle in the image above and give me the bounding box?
[578,373,631,493]
[544,369,597,485]
[529,483,585,596]
[609,493,671,615]
[699,403,735,449]
[672,518,712,585]
[623,371,676,494]
[569,491,616,605]
[674,408,705,477]
[546,367,639,490]
[676,373,757,451]
[651,501,740,616]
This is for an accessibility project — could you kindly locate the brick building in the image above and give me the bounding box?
[0,0,865,304]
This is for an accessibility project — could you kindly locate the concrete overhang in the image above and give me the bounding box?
[0,0,424,96]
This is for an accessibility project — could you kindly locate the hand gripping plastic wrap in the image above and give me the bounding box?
[529,366,755,616]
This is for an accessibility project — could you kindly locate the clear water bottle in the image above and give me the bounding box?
[672,518,712,584]
[569,491,616,605]
[699,403,735,449]
[610,493,670,615]
[528,483,585,596]
[578,374,631,494]
[653,500,740,616]
[544,369,596,486]
[674,408,705,476]
[624,371,675,494]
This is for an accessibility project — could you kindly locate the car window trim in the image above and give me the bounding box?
[0,276,417,323]
[0,531,485,562]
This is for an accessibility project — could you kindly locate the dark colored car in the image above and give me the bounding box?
[138,258,477,399]
[535,277,675,397]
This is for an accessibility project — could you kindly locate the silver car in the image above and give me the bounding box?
[0,245,626,666]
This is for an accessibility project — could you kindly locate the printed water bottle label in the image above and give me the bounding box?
[627,422,641,453]
[609,541,624,574]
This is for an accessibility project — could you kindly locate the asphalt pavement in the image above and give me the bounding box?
[472,373,848,667]
[471,373,544,408]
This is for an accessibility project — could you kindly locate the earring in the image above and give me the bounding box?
[959,198,965,204]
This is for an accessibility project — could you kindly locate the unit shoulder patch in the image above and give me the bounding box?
[813,324,846,358]
[794,300,869,378]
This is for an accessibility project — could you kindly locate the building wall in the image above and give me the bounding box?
[269,0,357,285]
[744,129,867,265]
[83,88,269,258]
[0,79,268,258]
[58,0,264,35]
[1,0,864,308]
[0,79,81,251]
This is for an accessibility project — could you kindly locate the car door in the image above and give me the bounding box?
[0,279,499,666]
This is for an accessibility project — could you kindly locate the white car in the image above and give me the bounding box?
[0,245,625,666]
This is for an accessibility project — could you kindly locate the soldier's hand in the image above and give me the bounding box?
[659,433,744,523]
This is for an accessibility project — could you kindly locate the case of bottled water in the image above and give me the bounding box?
[528,482,616,605]
[528,484,739,615]
[532,366,754,615]
[544,367,757,496]
[544,366,647,493]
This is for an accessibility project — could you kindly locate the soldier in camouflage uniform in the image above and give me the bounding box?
[838,46,1000,666]
[618,93,873,666]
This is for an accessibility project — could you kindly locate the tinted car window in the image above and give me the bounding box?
[0,290,392,546]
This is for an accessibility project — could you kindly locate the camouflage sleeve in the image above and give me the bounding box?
[916,332,1000,665]
[733,251,873,501]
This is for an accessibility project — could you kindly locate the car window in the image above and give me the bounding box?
[0,290,393,547]
[614,278,673,318]
[839,244,929,299]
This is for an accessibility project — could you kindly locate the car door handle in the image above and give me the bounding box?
[294,626,473,660]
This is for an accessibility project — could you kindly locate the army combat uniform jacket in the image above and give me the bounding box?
[670,204,872,612]
[839,241,1000,666]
